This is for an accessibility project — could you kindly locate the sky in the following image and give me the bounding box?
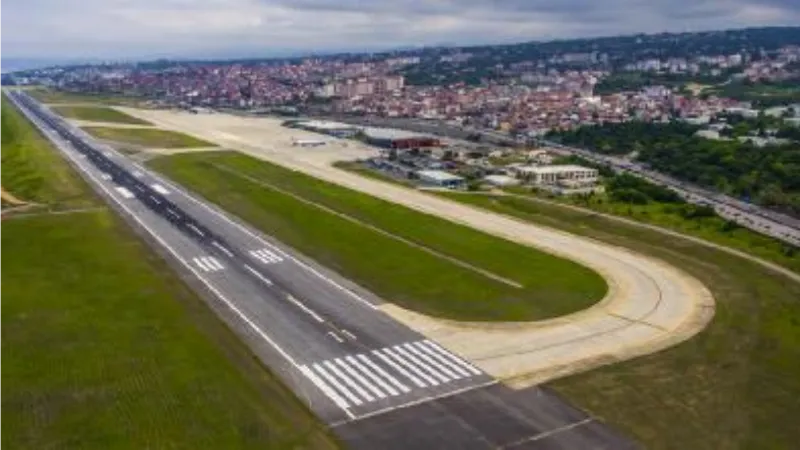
[2,0,800,63]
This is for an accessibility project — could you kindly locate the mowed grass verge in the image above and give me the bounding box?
[336,161,800,273]
[1,96,93,209]
[438,193,800,450]
[27,88,144,106]
[1,95,339,449]
[81,126,215,148]
[50,105,152,125]
[147,151,607,322]
[2,213,340,450]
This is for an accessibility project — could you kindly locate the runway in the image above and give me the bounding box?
[9,90,638,448]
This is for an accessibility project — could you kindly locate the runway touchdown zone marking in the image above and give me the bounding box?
[193,256,225,272]
[298,340,482,410]
[250,248,283,265]
[115,187,134,199]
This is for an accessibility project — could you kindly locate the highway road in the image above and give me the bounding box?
[9,91,639,449]
[539,139,800,247]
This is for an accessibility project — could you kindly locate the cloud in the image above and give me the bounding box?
[2,0,799,60]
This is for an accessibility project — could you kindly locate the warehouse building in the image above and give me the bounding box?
[362,127,441,150]
[416,170,466,189]
[290,120,359,138]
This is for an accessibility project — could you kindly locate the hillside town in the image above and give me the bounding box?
[8,33,800,138]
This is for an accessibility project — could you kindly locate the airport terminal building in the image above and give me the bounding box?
[361,127,441,150]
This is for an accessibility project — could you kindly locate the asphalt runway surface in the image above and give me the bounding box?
[9,91,639,448]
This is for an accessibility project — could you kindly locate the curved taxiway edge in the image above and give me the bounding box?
[117,108,717,387]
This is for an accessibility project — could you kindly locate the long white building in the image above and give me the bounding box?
[513,165,598,186]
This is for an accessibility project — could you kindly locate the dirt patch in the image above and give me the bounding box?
[1,187,28,206]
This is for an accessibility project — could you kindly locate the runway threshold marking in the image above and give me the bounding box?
[299,340,483,411]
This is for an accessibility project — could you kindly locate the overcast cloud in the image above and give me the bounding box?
[2,0,799,61]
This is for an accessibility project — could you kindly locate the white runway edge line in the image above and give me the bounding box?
[300,340,482,409]
[13,103,361,419]
[126,159,377,310]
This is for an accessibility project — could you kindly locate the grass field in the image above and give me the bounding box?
[1,94,339,449]
[50,105,152,125]
[26,88,144,106]
[438,192,800,450]
[336,162,800,274]
[147,151,607,322]
[1,96,93,209]
[81,126,215,148]
[3,213,340,450]
[521,188,800,273]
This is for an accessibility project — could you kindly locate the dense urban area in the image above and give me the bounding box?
[8,27,798,223]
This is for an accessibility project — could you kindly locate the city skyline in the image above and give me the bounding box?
[3,0,800,63]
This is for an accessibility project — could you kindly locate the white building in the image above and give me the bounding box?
[513,165,598,186]
[483,175,520,187]
[416,170,466,189]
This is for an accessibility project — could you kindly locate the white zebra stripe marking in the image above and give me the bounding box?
[392,345,450,383]
[403,342,461,380]
[298,341,482,410]
[357,354,410,393]
[373,349,426,388]
[325,361,374,402]
[335,358,386,399]
[313,363,362,406]
[346,356,399,396]
[382,347,440,386]
[422,341,482,375]
[413,341,471,377]
[300,365,350,409]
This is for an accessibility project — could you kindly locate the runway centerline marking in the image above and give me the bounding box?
[287,294,325,322]
[327,331,344,343]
